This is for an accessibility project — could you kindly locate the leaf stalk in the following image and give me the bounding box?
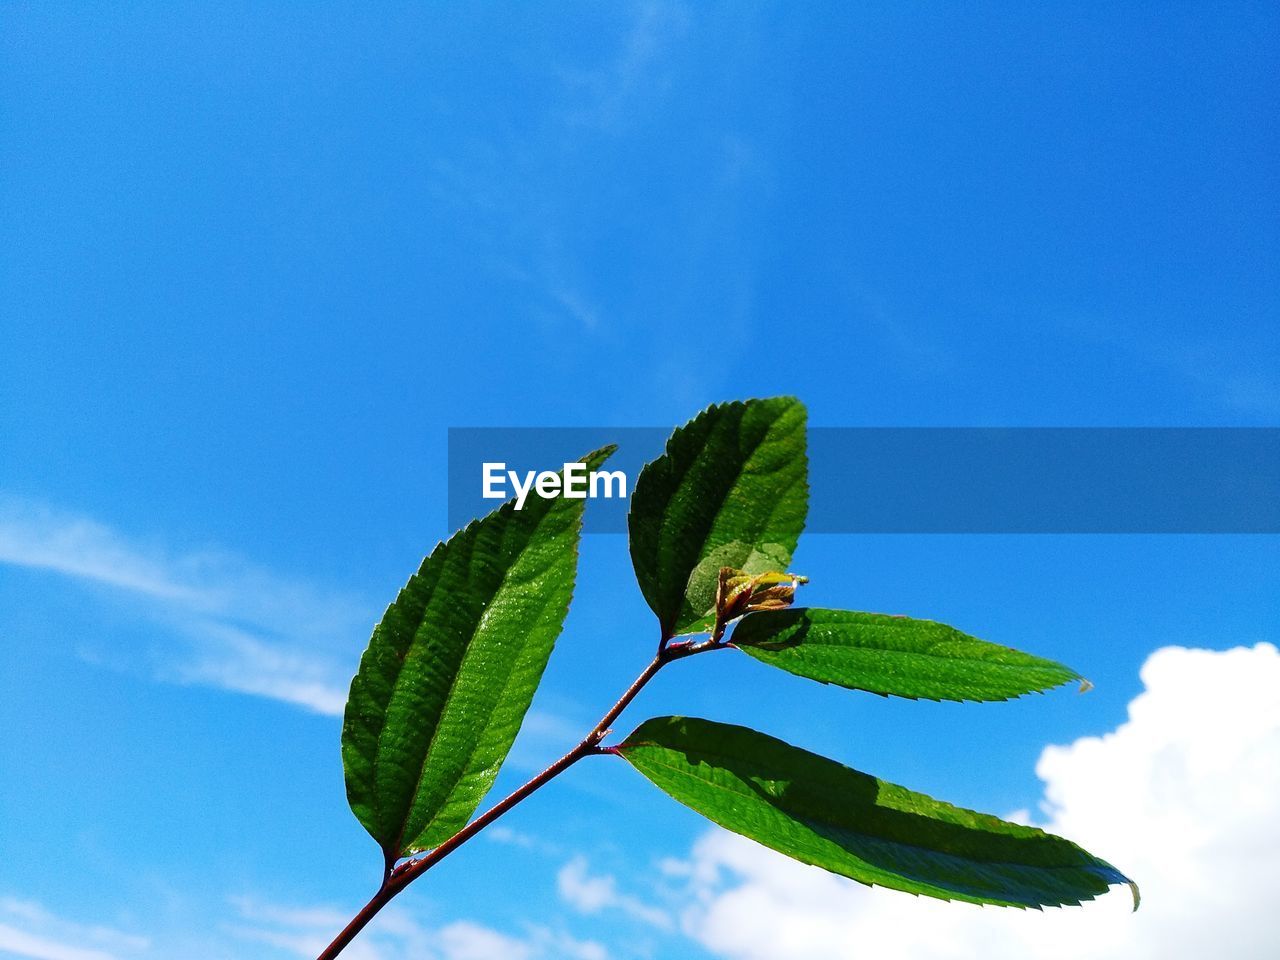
[316,638,707,960]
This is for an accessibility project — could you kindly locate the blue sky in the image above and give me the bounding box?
[1,4,1277,959]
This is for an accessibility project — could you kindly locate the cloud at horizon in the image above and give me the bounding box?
[228,894,609,960]
[0,897,148,960]
[0,493,370,715]
[4,507,1276,960]
[658,642,1280,960]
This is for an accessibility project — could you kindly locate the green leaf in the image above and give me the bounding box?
[618,716,1135,909]
[731,608,1083,702]
[628,397,808,638]
[342,446,614,862]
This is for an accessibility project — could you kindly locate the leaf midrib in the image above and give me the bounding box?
[665,404,800,631]
[417,543,573,846]
[388,515,560,855]
[751,642,1071,689]
[366,521,481,853]
[735,615,1077,699]
[625,746,1101,882]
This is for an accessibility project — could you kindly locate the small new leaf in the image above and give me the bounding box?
[619,716,1135,909]
[342,447,614,864]
[730,608,1082,702]
[628,397,808,638]
[716,567,808,625]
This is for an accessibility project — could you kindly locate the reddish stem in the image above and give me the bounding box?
[315,645,697,960]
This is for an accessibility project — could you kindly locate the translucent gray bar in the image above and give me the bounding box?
[448,427,1280,534]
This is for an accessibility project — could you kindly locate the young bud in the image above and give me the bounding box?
[715,566,808,626]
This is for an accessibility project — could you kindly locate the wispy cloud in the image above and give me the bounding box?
[505,706,589,772]
[228,895,607,960]
[0,500,212,606]
[555,0,691,136]
[171,622,350,716]
[0,494,374,715]
[485,825,563,858]
[838,279,959,379]
[1054,315,1280,421]
[558,856,673,931]
[420,1,696,346]
[0,897,147,960]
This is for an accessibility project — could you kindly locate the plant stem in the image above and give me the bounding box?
[315,644,698,960]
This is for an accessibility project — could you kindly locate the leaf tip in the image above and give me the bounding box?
[581,444,618,470]
[1078,678,1095,694]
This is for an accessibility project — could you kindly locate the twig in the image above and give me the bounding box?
[315,636,715,960]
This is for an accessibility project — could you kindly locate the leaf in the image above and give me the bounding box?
[618,716,1136,909]
[731,608,1082,702]
[342,446,614,862]
[628,397,808,638]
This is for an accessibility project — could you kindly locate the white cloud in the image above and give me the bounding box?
[0,897,148,960]
[668,643,1280,960]
[558,856,673,931]
[0,495,372,714]
[230,896,448,960]
[0,929,115,960]
[173,622,349,716]
[526,929,610,960]
[229,896,607,960]
[0,500,204,604]
[484,825,563,858]
[485,825,540,849]
[438,921,532,960]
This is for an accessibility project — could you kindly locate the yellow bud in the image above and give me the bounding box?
[715,566,808,627]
